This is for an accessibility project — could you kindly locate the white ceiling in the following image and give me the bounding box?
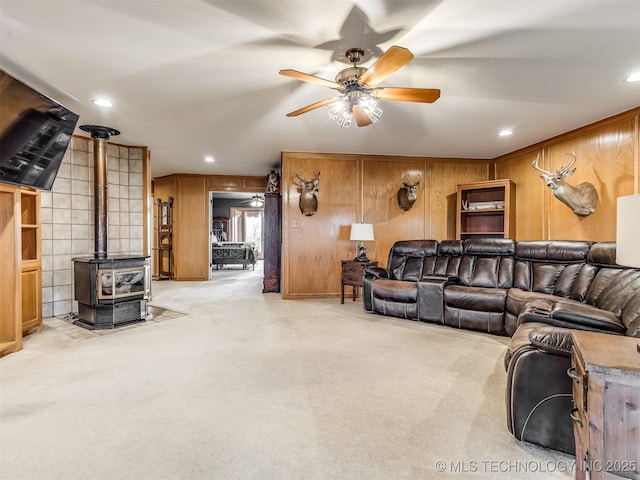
[1,0,639,178]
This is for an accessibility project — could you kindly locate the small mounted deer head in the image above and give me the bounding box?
[532,151,598,216]
[397,171,423,211]
[292,168,320,216]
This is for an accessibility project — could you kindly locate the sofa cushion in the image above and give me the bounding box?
[444,285,508,312]
[372,279,417,303]
[457,238,515,289]
[518,298,626,334]
[387,240,438,281]
[513,240,591,297]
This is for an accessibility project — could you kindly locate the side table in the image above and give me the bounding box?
[568,330,640,480]
[341,260,378,304]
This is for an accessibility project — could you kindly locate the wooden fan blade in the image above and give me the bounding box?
[373,87,441,103]
[358,46,414,87]
[286,97,341,117]
[279,69,342,90]
[352,105,373,127]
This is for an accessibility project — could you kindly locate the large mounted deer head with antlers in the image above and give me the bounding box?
[292,168,320,216]
[532,151,598,216]
[397,171,423,211]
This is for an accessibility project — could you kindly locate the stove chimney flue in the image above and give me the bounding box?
[79,125,120,260]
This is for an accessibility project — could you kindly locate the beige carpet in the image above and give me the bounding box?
[0,262,574,479]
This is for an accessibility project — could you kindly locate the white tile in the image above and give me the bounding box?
[54,270,73,286]
[52,224,72,240]
[129,212,143,226]
[129,199,143,213]
[42,255,53,272]
[130,238,143,253]
[41,207,53,224]
[119,172,129,185]
[119,146,129,159]
[72,180,90,196]
[129,149,143,160]
[53,254,73,271]
[53,300,72,317]
[129,186,142,200]
[71,149,89,166]
[53,193,72,209]
[129,173,142,186]
[130,225,143,239]
[71,165,89,181]
[119,185,129,199]
[119,158,129,172]
[71,210,89,225]
[42,286,54,303]
[42,270,53,288]
[119,212,129,226]
[107,170,120,185]
[56,163,71,179]
[107,144,120,159]
[71,137,89,151]
[72,239,91,255]
[42,302,54,318]
[41,223,53,240]
[52,208,72,224]
[119,225,130,239]
[108,196,120,213]
[72,224,89,240]
[42,239,53,256]
[52,177,71,194]
[53,239,72,255]
[41,191,53,208]
[119,198,130,212]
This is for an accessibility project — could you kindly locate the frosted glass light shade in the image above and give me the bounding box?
[616,194,640,267]
[350,223,374,241]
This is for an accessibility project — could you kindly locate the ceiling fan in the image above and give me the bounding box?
[279,45,440,127]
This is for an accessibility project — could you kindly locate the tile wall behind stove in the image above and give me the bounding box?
[40,136,145,317]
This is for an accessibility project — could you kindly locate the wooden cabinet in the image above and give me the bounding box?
[569,330,640,480]
[20,188,42,334]
[341,260,378,304]
[262,193,281,293]
[0,184,22,356]
[456,179,515,240]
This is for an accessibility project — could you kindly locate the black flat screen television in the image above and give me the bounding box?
[0,69,79,191]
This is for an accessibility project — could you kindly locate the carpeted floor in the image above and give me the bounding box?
[0,262,574,479]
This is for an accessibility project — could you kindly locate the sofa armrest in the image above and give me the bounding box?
[365,266,392,279]
[518,298,626,335]
[528,326,573,357]
[417,275,458,323]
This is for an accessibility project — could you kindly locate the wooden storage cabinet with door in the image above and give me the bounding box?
[569,330,640,480]
[20,188,42,335]
[456,179,516,240]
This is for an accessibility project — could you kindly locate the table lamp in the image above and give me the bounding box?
[350,223,374,262]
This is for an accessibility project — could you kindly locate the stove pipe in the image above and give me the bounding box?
[79,125,120,259]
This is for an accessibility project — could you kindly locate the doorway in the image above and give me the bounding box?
[209,191,264,278]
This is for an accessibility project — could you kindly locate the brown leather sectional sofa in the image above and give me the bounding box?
[362,238,640,454]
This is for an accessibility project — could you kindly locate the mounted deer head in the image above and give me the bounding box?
[397,171,423,211]
[532,151,598,216]
[292,168,320,216]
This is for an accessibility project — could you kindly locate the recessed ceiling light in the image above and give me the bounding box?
[93,98,113,107]
[625,72,640,82]
[498,129,514,137]
[204,156,215,163]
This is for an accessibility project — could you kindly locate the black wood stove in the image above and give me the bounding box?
[73,125,150,329]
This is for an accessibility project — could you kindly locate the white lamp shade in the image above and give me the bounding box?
[350,223,374,241]
[616,194,640,267]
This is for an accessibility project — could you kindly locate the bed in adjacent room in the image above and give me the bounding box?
[211,242,256,270]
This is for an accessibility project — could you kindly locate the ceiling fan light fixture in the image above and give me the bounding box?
[358,94,383,123]
[327,99,352,127]
[250,195,264,207]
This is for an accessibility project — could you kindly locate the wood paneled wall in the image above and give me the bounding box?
[153,173,265,280]
[494,108,640,241]
[281,152,491,299]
